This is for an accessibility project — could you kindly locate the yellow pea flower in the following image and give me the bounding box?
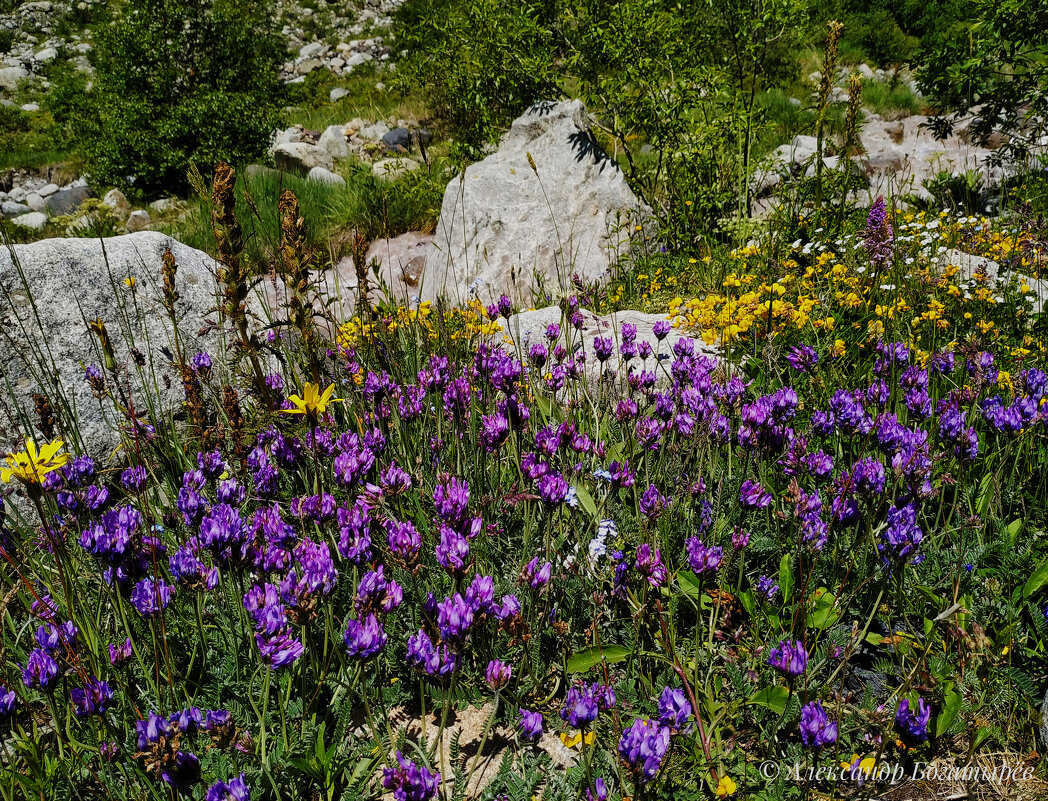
[716,775,738,797]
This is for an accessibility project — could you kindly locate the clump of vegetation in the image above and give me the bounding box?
[59,0,286,196]
[3,159,1048,799]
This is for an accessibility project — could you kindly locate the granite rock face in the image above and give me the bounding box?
[0,232,264,459]
[420,100,651,306]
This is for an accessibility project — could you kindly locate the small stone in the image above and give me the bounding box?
[25,192,45,212]
[102,188,131,220]
[34,47,57,63]
[381,127,411,151]
[329,87,349,102]
[12,211,47,230]
[273,142,334,174]
[372,158,419,181]
[20,102,39,112]
[37,183,59,197]
[295,59,324,76]
[308,166,346,186]
[125,210,151,232]
[299,42,327,59]
[345,52,373,68]
[45,185,92,216]
[2,200,30,216]
[0,66,29,92]
[149,198,181,214]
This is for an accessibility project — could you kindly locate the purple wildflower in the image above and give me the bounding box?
[206,774,250,801]
[131,578,175,618]
[485,659,512,691]
[382,752,440,801]
[519,708,544,741]
[895,698,931,742]
[657,687,692,732]
[768,640,807,677]
[799,701,838,748]
[344,614,388,660]
[618,717,670,785]
[686,537,723,574]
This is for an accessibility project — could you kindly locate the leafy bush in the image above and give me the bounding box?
[70,0,285,195]
[919,0,1048,158]
[394,0,559,156]
[842,10,918,66]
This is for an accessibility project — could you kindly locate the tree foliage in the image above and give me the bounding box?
[72,0,284,195]
[918,0,1048,156]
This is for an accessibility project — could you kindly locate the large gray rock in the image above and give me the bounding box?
[937,248,1048,314]
[371,158,419,181]
[45,185,92,216]
[0,233,265,460]
[263,231,436,335]
[1,200,30,217]
[273,142,334,174]
[102,188,131,221]
[858,116,1015,203]
[125,210,151,232]
[421,100,650,306]
[317,125,350,161]
[307,166,346,186]
[11,212,47,230]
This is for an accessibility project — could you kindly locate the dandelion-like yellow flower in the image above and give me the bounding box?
[715,775,737,797]
[2,438,70,485]
[281,382,339,417]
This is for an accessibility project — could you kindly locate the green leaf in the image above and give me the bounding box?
[970,725,993,754]
[936,689,962,737]
[1023,560,1048,599]
[778,554,793,603]
[1004,518,1022,546]
[975,472,993,518]
[749,684,790,715]
[574,483,598,521]
[566,645,631,674]
[806,588,842,630]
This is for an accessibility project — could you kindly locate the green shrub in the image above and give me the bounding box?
[71,0,286,196]
[843,10,918,66]
[394,0,559,156]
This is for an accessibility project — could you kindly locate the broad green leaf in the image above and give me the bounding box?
[1023,560,1048,599]
[574,483,598,521]
[749,684,790,715]
[936,689,962,737]
[778,554,793,603]
[806,588,842,630]
[566,644,631,674]
[970,725,992,754]
[975,472,993,518]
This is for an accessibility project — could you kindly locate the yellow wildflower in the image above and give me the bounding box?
[715,775,738,797]
[2,438,70,485]
[282,382,339,417]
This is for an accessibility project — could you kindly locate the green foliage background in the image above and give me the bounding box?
[65,0,285,195]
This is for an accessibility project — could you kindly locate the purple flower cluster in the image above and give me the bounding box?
[799,701,837,748]
[382,752,440,801]
[560,681,616,728]
[768,639,807,677]
[895,697,931,742]
[618,717,670,784]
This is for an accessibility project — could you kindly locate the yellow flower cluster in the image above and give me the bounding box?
[665,211,1048,363]
[337,300,503,348]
